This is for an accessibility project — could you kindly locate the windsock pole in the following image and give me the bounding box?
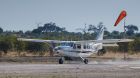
[123,17,126,39]
[123,17,126,59]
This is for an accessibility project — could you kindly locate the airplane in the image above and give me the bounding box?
[17,26,133,64]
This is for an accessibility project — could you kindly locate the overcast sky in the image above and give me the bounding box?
[0,0,140,32]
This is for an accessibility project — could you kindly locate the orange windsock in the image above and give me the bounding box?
[114,10,127,26]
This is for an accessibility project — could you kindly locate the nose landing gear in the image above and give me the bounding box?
[84,59,88,64]
[80,56,88,64]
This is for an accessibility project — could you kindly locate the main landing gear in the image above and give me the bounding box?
[59,57,65,64]
[58,57,89,64]
[83,59,88,64]
[97,48,106,56]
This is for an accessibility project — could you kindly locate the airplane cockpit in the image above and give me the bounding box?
[60,42,74,47]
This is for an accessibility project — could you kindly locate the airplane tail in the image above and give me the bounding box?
[96,26,104,40]
[94,26,104,51]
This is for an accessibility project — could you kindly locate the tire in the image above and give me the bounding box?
[59,58,64,64]
[97,51,102,56]
[84,59,88,64]
[97,48,106,56]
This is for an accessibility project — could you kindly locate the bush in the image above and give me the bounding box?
[129,37,140,52]
[25,42,49,54]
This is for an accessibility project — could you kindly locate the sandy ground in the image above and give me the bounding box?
[0,52,140,78]
[1,59,140,78]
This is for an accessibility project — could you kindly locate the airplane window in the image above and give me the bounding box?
[84,45,86,49]
[77,44,81,49]
[70,43,73,47]
[87,45,90,49]
[61,43,65,46]
[66,43,69,46]
[73,44,76,49]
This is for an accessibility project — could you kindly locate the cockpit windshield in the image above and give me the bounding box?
[60,42,74,47]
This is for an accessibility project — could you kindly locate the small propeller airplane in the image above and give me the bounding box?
[17,25,133,64]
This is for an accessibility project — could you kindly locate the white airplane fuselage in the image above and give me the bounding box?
[54,42,102,58]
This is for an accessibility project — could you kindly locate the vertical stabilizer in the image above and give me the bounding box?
[94,26,104,51]
[96,26,104,40]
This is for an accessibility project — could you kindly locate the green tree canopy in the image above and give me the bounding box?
[125,25,139,36]
[0,27,3,34]
[32,22,66,34]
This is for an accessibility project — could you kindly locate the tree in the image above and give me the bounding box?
[111,31,120,39]
[0,27,3,34]
[129,38,140,52]
[15,40,25,56]
[104,30,111,39]
[76,24,88,40]
[0,37,12,55]
[88,22,106,39]
[125,25,139,36]
[31,22,67,39]
[88,24,97,33]
[88,22,105,33]
[25,42,49,56]
[32,22,66,34]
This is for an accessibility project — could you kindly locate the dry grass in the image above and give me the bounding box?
[92,51,140,59]
[1,51,140,59]
[0,51,50,57]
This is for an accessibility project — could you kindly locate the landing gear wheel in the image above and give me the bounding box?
[84,59,88,64]
[97,48,106,56]
[59,57,64,64]
[97,51,103,56]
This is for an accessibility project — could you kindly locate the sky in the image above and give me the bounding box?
[0,0,140,32]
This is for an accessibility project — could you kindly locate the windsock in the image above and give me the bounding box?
[114,10,127,26]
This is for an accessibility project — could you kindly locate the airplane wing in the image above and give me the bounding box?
[17,38,61,43]
[17,38,78,43]
[18,38,133,44]
[78,39,133,47]
[85,39,134,43]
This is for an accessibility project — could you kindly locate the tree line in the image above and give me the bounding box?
[0,22,139,56]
